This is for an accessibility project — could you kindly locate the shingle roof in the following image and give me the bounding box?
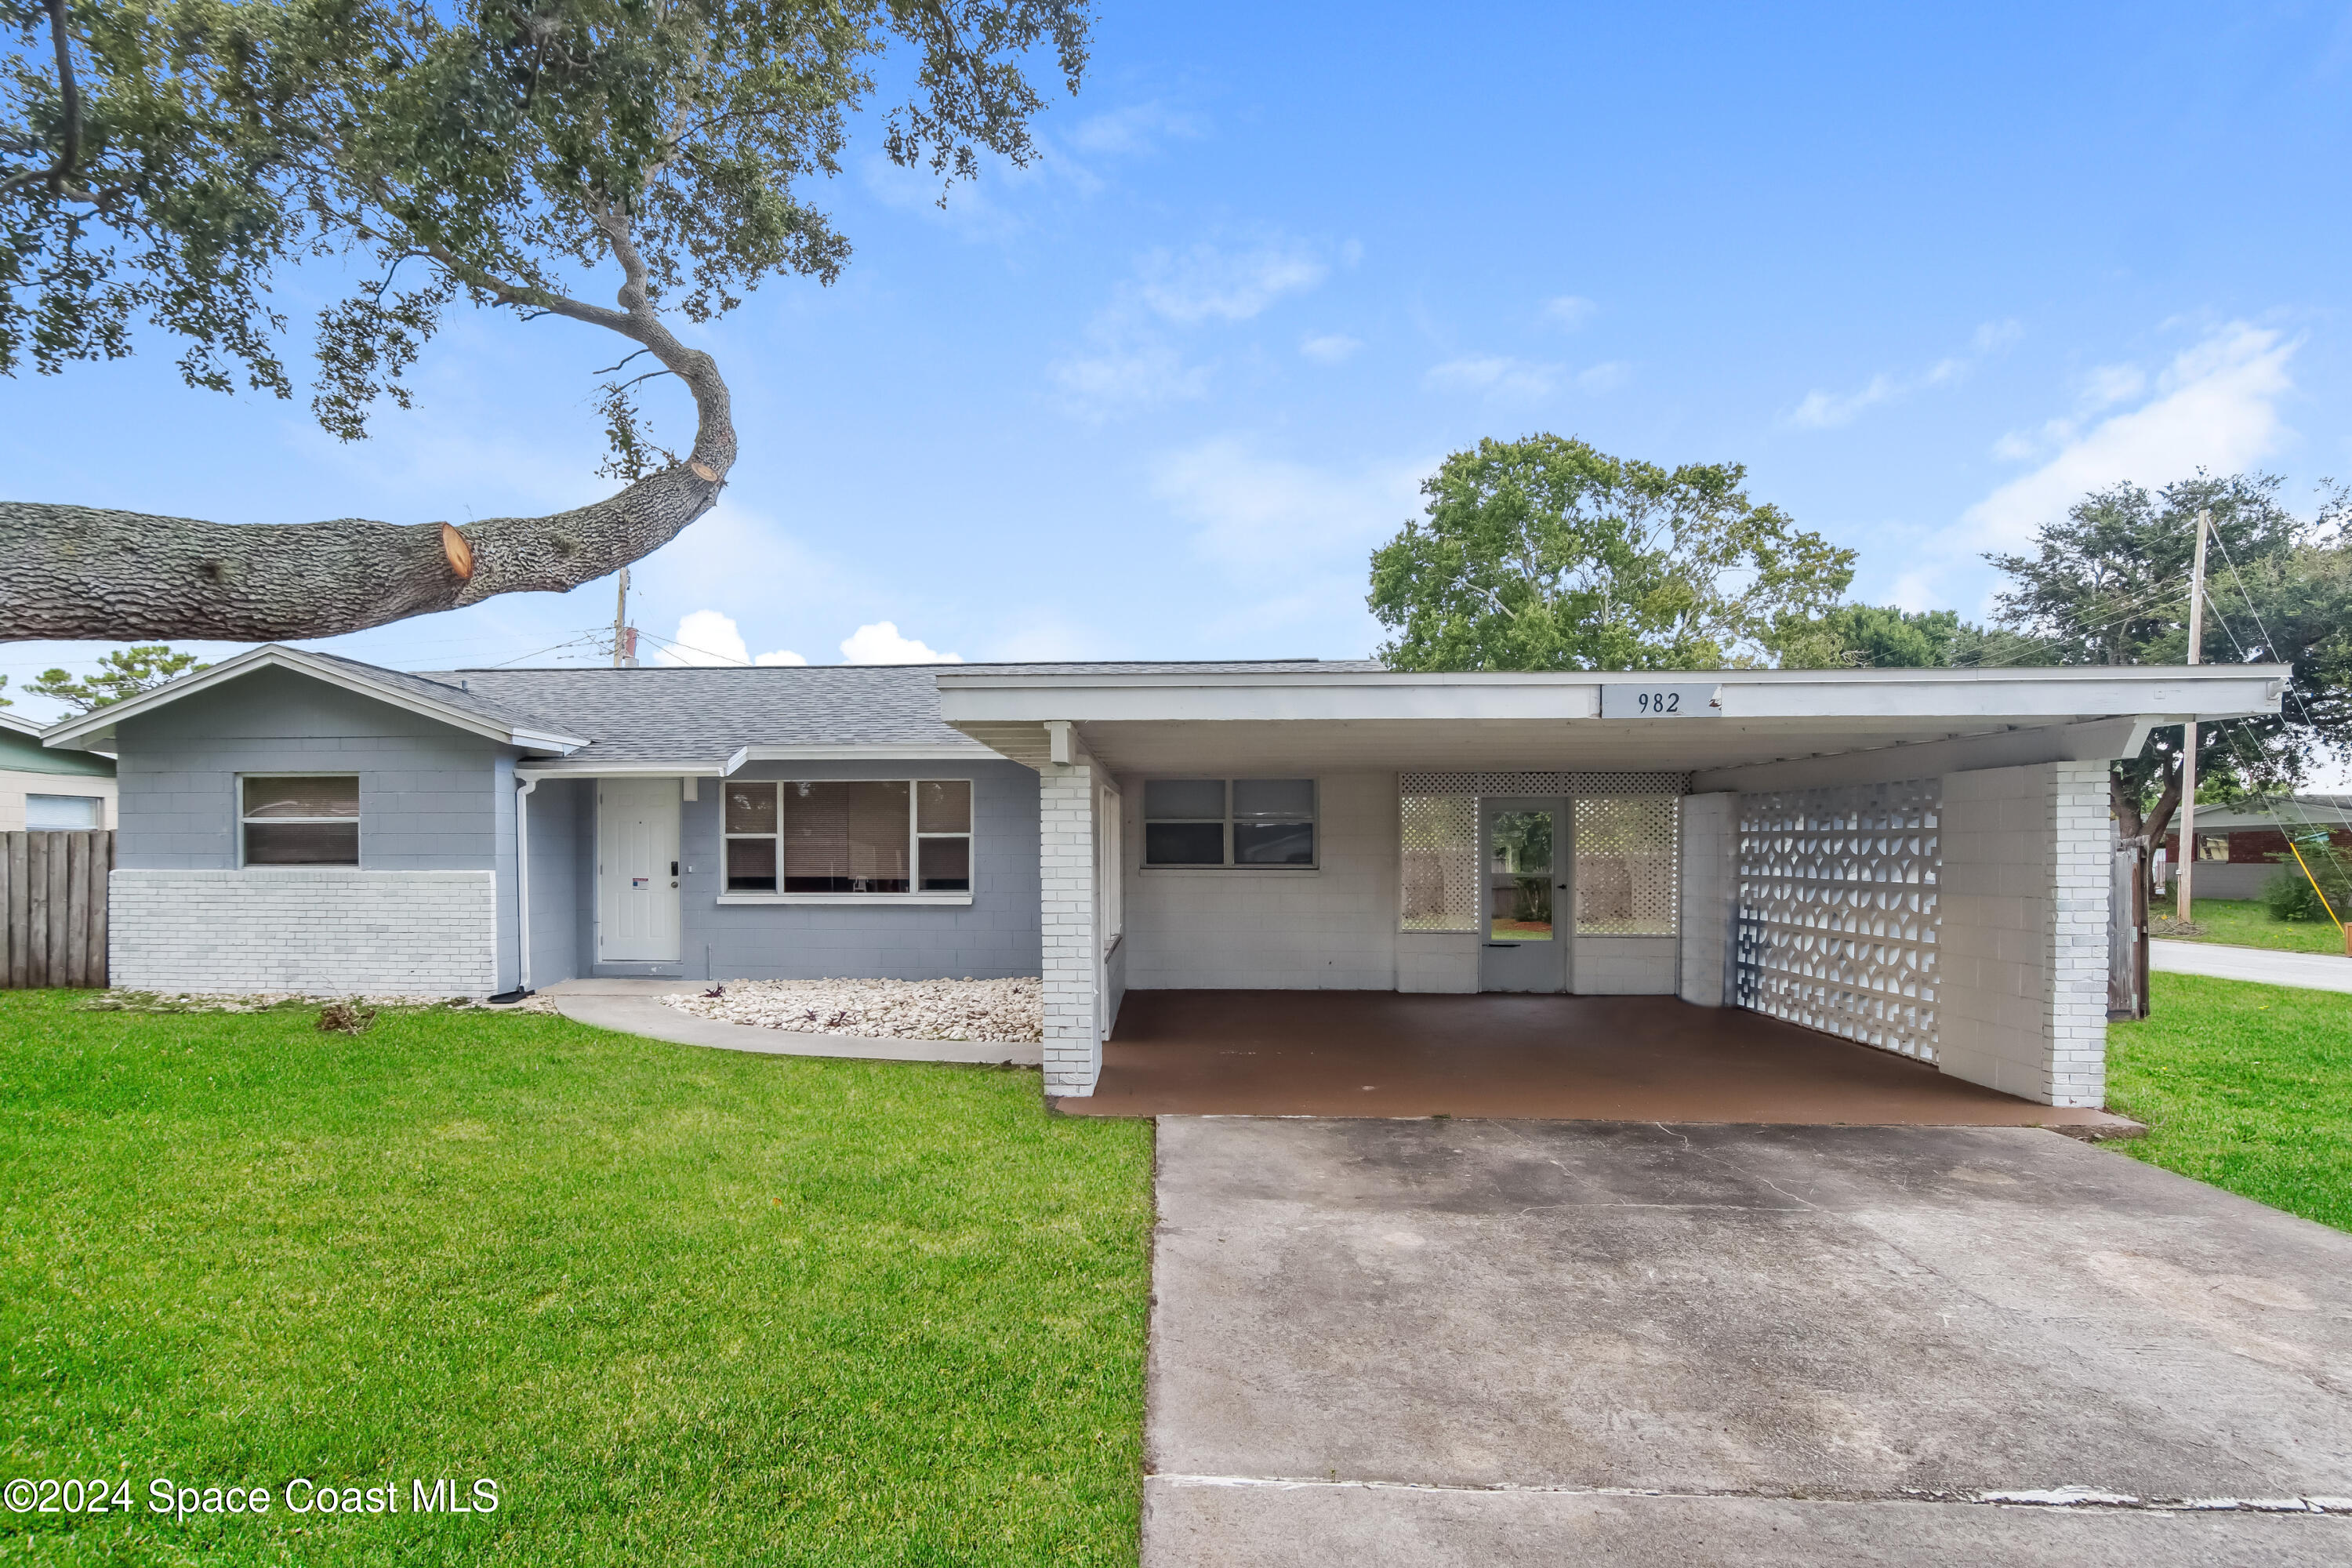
[419,664,974,761]
[414,659,1386,763]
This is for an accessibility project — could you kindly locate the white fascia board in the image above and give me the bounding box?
[0,711,45,739]
[934,664,2288,727]
[518,759,728,778]
[736,742,991,761]
[39,644,590,755]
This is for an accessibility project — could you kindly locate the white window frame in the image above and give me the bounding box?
[237,772,361,869]
[1098,776,1123,954]
[716,777,975,906]
[1138,777,1319,873]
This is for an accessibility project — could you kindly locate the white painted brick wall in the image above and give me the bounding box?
[1038,763,1102,1097]
[1677,793,1737,1005]
[1123,772,1399,990]
[1936,760,2112,1107]
[110,868,499,996]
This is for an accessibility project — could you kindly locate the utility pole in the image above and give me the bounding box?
[612,567,633,669]
[2178,510,2209,922]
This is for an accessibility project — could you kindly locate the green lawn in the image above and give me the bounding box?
[2150,894,2348,956]
[2107,973,2352,1232]
[0,992,1154,1565]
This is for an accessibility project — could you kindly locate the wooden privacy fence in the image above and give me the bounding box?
[2,830,114,988]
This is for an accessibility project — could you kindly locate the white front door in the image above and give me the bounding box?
[597,778,681,962]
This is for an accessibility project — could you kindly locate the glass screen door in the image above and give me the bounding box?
[1479,798,1566,992]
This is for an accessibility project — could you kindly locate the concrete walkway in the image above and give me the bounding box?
[2152,938,2352,994]
[533,979,1041,1066]
[1144,1117,2352,1566]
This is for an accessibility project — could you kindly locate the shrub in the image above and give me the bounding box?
[2263,856,2352,923]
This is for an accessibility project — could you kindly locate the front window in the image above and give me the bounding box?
[723,779,972,895]
[25,794,103,831]
[1143,779,1316,867]
[241,775,359,866]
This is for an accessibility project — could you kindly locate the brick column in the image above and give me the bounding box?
[1038,760,1102,1096]
[1937,760,2113,1107]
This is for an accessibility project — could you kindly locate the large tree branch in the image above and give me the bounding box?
[0,0,82,199]
[0,212,734,641]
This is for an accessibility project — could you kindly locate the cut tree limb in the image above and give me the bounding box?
[0,252,735,643]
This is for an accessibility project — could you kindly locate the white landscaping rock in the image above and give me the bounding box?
[662,977,1044,1044]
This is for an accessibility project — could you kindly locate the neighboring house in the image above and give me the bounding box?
[0,710,114,831]
[2158,793,2352,901]
[37,645,2284,1112]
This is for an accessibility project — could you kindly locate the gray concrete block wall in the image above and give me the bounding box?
[110,665,519,996]
[603,757,1042,982]
[1678,792,1738,1006]
[525,777,586,987]
[1937,760,2113,1108]
[1396,932,1476,993]
[111,868,497,995]
[114,666,510,873]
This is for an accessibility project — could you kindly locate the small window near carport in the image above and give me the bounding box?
[241,775,359,866]
[25,794,103,830]
[1143,779,1316,867]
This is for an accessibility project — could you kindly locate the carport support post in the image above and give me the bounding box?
[1039,758,1103,1097]
[1936,760,2113,1108]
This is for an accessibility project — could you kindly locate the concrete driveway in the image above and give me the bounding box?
[1144,1118,2352,1566]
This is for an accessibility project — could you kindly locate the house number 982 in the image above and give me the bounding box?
[1599,683,1719,719]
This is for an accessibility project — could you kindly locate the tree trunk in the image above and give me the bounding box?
[0,290,735,643]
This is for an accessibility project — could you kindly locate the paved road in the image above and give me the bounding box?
[1145,1117,2352,1566]
[2151,938,2352,994]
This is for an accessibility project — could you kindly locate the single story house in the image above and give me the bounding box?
[2158,793,2352,902]
[2,710,114,831]
[38,644,2285,1111]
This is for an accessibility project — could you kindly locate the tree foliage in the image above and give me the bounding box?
[1766,602,1969,669]
[0,0,1089,638]
[25,644,206,710]
[1367,434,1856,671]
[1978,472,2352,854]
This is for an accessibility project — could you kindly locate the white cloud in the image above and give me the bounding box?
[1789,318,2024,430]
[1425,355,1563,399]
[652,610,802,667]
[1543,295,1598,329]
[1048,330,1209,416]
[1150,437,1429,572]
[840,621,962,665]
[1068,102,1205,156]
[1134,240,1329,325]
[1958,322,2297,550]
[1051,235,1334,419]
[1300,333,1363,364]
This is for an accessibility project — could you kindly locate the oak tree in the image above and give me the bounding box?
[1,0,1088,639]
[1367,434,1855,672]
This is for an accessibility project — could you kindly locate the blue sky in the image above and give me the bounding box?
[5,2,2350,720]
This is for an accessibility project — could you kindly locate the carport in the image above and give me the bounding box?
[936,661,2285,1112]
[1056,990,2129,1128]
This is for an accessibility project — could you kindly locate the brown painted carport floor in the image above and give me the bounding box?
[1055,990,2128,1129]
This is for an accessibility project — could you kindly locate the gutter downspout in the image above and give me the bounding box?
[516,776,538,994]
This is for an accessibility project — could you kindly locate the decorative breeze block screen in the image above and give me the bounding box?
[1574,797,1679,935]
[1736,779,1940,1059]
[1399,772,1686,933]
